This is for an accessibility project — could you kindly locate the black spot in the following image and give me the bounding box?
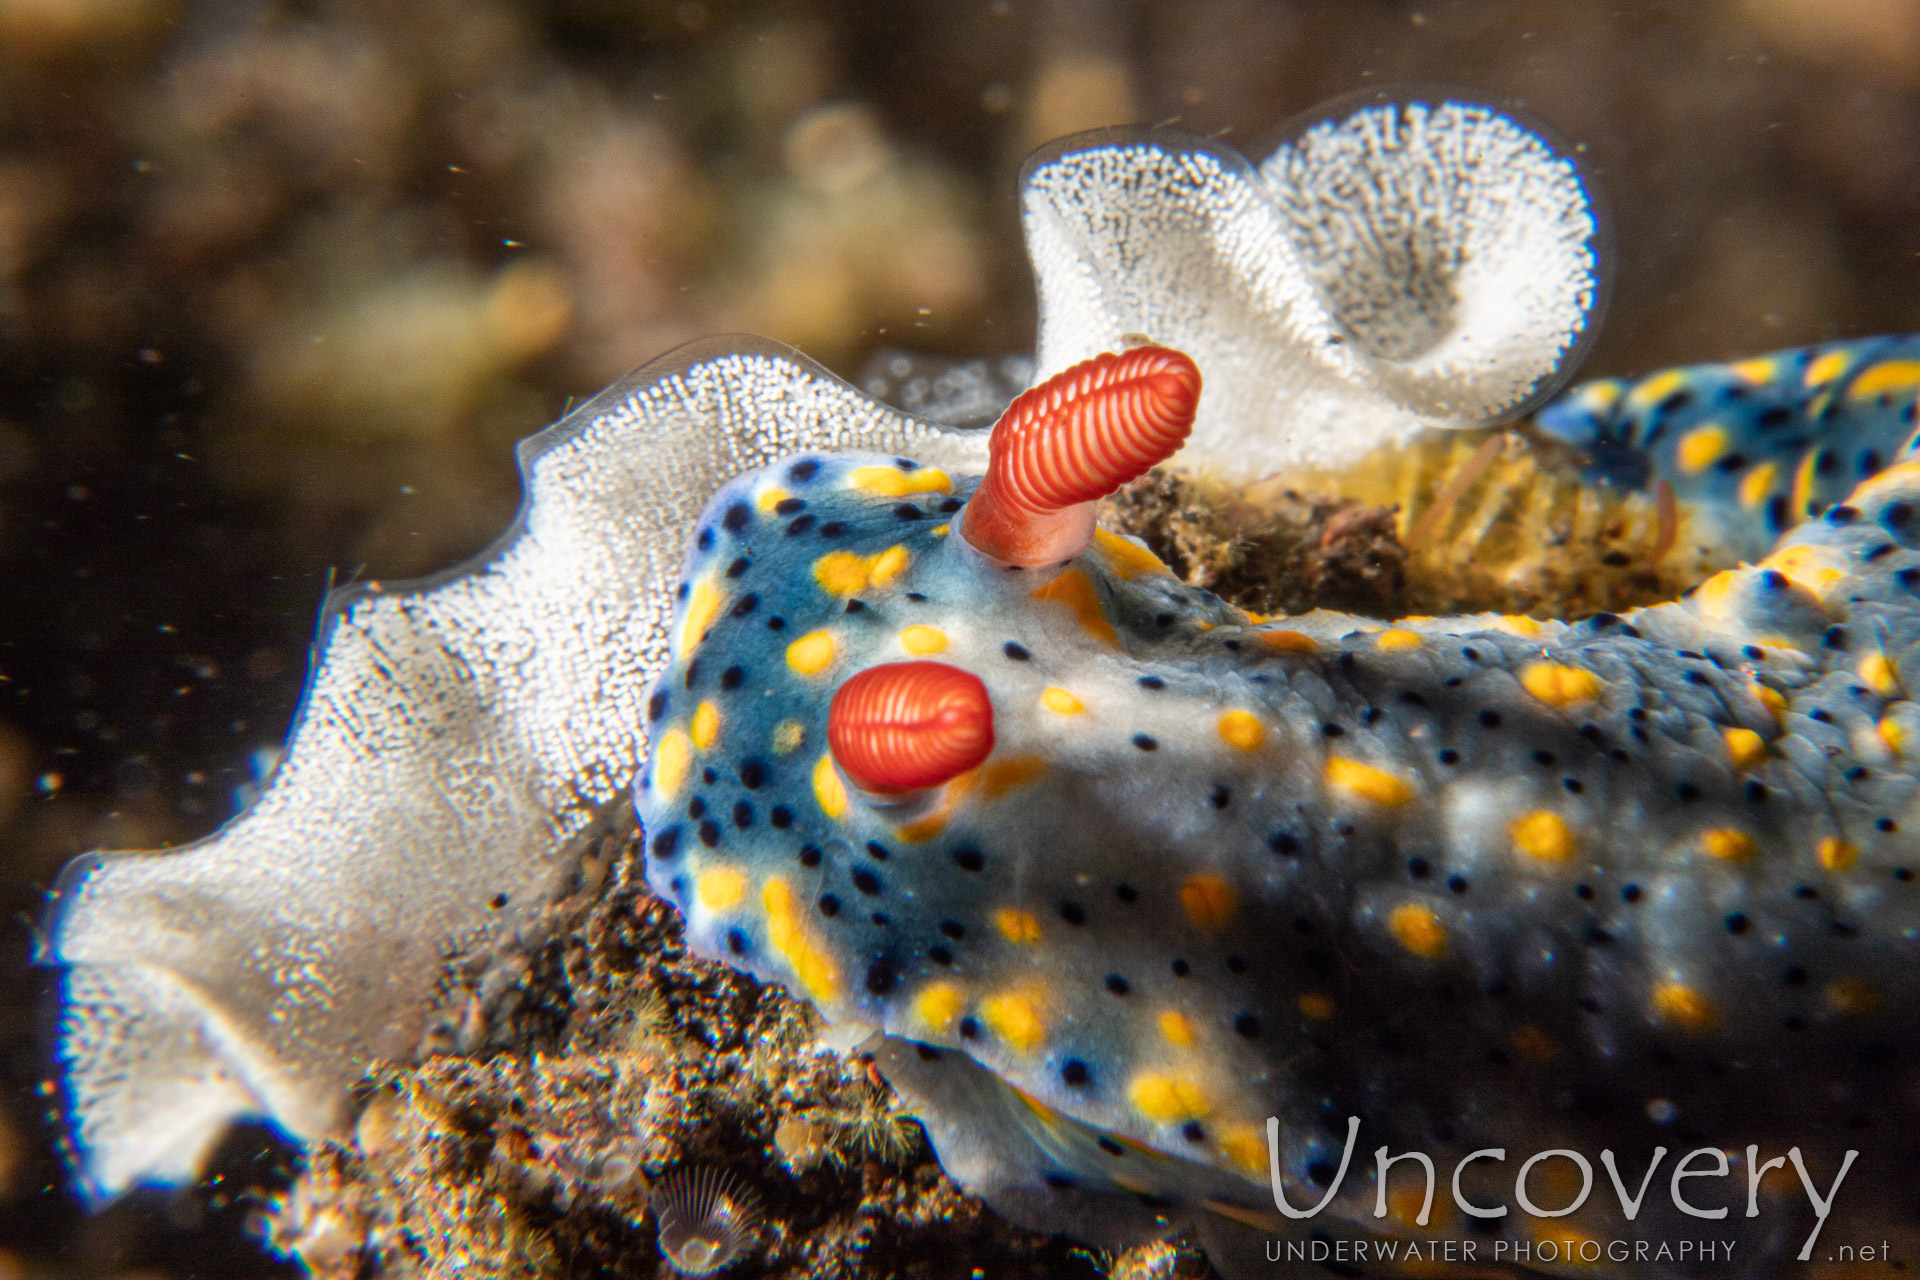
[1138,676,1165,690]
[774,496,806,516]
[651,828,680,859]
[1172,958,1191,977]
[647,691,668,721]
[818,894,841,917]
[906,591,928,602]
[852,869,882,895]
[1796,885,1819,900]
[1880,817,1900,832]
[915,1043,941,1061]
[1105,974,1130,995]
[702,767,718,784]
[687,796,705,818]
[1268,831,1300,855]
[788,459,820,482]
[1747,781,1770,804]
[1726,913,1750,935]
[732,801,754,829]
[1399,690,1428,706]
[1115,882,1139,903]
[1181,1122,1206,1143]
[798,845,821,867]
[1563,777,1584,793]
[785,514,816,536]
[738,760,767,790]
[1816,448,1839,475]
[954,847,984,872]
[1717,452,1749,474]
[696,528,714,551]
[1439,749,1461,765]
[1867,542,1896,560]
[488,892,509,910]
[720,665,745,691]
[1003,642,1031,661]
[1784,966,1808,986]
[1407,857,1431,879]
[1685,671,1712,687]
[865,960,897,995]
[844,599,867,614]
[1132,734,1159,751]
[767,617,786,632]
[1321,722,1345,738]
[1578,997,1604,1013]
[1622,884,1643,903]
[685,659,700,688]
[1462,646,1481,661]
[958,1016,979,1039]
[1533,749,1557,766]
[1827,505,1860,525]
[865,840,890,862]
[819,520,847,537]
[1824,626,1850,650]
[1766,495,1790,532]
[1478,709,1502,729]
[1227,954,1247,974]
[1233,1013,1261,1038]
[725,557,751,579]
[1810,708,1833,723]
[698,820,720,847]
[1757,405,1793,429]
[1209,786,1232,810]
[1098,1137,1126,1156]
[930,946,953,965]
[1675,782,1702,803]
[1307,1161,1337,1187]
[939,497,963,513]
[1154,612,1175,627]
[1897,868,1915,882]
[1061,1060,1090,1086]
[722,502,751,532]
[1576,883,1595,901]
[1886,501,1915,529]
[1585,927,1613,947]
[727,928,748,955]
[1058,901,1087,926]
[1043,1171,1075,1189]
[893,503,923,520]
[730,594,759,619]
[1447,875,1469,894]
[938,920,965,940]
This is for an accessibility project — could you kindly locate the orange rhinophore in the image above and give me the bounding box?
[959,345,1201,566]
[828,661,995,794]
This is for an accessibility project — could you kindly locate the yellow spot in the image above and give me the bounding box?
[1804,348,1851,388]
[1216,709,1265,751]
[813,550,872,596]
[1762,543,1845,596]
[1737,461,1779,509]
[911,982,965,1032]
[1652,981,1714,1030]
[1701,827,1755,861]
[847,465,953,497]
[1501,615,1543,638]
[812,754,847,820]
[1389,903,1447,958]
[1697,569,1742,614]
[994,908,1042,944]
[1509,1026,1558,1064]
[1255,629,1317,654]
[690,701,720,750]
[1298,993,1335,1020]
[1180,875,1238,931]
[1041,686,1085,715]
[980,756,1048,800]
[1028,568,1117,647]
[1577,378,1624,410]
[1521,662,1603,708]
[1092,526,1170,579]
[652,727,692,799]
[1157,1009,1196,1047]
[1753,682,1788,717]
[1676,424,1729,474]
[755,486,790,512]
[981,991,1046,1051]
[681,577,726,648]
[1880,716,1907,754]
[1625,368,1689,411]
[1220,1126,1270,1176]
[1128,1071,1211,1124]
[1326,756,1415,806]
[1826,977,1884,1015]
[697,866,747,912]
[786,629,836,674]
[1731,357,1776,384]
[870,544,910,587]
[1376,628,1425,651]
[1790,446,1822,518]
[773,719,804,754]
[1721,727,1766,769]
[932,523,950,537]
[1849,360,1920,400]
[1860,652,1900,696]
[1510,810,1574,862]
[763,877,839,1002]
[1818,836,1858,872]
[899,624,948,654]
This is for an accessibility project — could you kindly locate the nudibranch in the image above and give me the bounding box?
[54,87,1918,1277]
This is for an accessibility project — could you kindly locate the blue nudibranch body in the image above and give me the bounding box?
[638,338,1920,1266]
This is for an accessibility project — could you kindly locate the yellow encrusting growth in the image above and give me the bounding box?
[773,719,804,754]
[814,550,871,595]
[1701,828,1756,861]
[994,908,1042,944]
[1028,568,1118,647]
[1738,461,1779,509]
[899,624,948,654]
[1256,629,1318,654]
[1326,757,1415,805]
[1389,903,1447,958]
[1652,982,1714,1030]
[1849,360,1920,399]
[652,727,693,799]
[786,629,836,674]
[1180,875,1238,931]
[1521,662,1604,708]
[1722,727,1767,769]
[690,701,720,750]
[1804,348,1851,387]
[1762,542,1846,596]
[1510,810,1574,862]
[1881,716,1908,754]
[847,465,953,497]
[1501,615,1543,637]
[1216,709,1265,751]
[763,877,839,1002]
[1092,526,1171,579]
[1157,1009,1196,1047]
[812,754,848,819]
[870,544,910,586]
[1128,1071,1212,1124]
[1376,628,1425,650]
[1220,1126,1270,1176]
[1732,357,1776,384]
[1818,836,1858,872]
[1676,424,1729,474]
[911,982,965,1032]
[1626,368,1689,411]
[696,866,748,912]
[755,486,789,512]
[1041,686,1085,715]
[981,991,1046,1051]
[1860,652,1900,697]
[681,577,726,648]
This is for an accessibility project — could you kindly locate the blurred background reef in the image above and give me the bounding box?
[6,0,1920,1274]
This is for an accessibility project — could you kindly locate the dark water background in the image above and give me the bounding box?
[5,0,1920,1273]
